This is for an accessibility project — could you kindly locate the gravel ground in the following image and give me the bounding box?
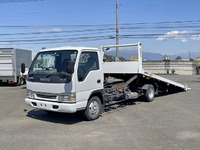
[0,75,200,150]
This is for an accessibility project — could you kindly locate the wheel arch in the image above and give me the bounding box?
[88,90,104,104]
[84,90,104,121]
[141,83,158,95]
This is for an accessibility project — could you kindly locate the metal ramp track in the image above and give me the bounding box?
[141,71,190,91]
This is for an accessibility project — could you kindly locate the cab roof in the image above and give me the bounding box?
[40,46,99,52]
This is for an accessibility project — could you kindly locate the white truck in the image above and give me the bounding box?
[0,48,32,85]
[25,43,189,120]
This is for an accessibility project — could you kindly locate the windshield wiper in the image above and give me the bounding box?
[29,71,48,77]
[28,71,39,77]
[46,72,71,79]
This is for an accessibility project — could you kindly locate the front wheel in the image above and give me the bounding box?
[84,96,102,121]
[144,84,155,102]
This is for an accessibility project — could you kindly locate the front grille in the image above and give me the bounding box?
[36,94,57,99]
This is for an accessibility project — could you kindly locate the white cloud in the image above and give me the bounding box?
[191,34,200,40]
[39,28,63,33]
[0,42,10,45]
[157,30,191,42]
[50,28,63,32]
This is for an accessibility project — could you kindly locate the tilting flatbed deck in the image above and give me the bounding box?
[102,43,190,92]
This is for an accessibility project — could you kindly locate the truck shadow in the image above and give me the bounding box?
[26,91,182,124]
[26,109,85,124]
[104,91,181,114]
[0,84,18,87]
[105,99,136,113]
[0,83,26,88]
[26,100,137,124]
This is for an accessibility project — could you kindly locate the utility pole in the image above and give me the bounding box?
[116,0,119,61]
[189,50,191,60]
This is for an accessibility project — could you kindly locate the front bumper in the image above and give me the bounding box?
[25,98,77,113]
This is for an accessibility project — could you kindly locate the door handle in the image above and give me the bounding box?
[97,79,101,83]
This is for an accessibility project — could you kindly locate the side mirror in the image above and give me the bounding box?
[21,63,25,74]
[66,61,74,74]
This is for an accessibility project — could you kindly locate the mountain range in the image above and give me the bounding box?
[105,50,200,61]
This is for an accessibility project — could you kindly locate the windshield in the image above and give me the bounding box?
[29,50,77,75]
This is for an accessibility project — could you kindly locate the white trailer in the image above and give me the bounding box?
[0,48,32,85]
[25,43,189,120]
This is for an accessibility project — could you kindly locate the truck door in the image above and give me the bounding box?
[76,51,103,108]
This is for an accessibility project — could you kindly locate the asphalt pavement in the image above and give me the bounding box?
[0,75,200,150]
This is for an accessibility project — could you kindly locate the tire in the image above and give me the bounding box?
[23,79,26,84]
[20,78,24,85]
[198,67,200,75]
[84,96,102,121]
[16,77,22,86]
[144,85,155,102]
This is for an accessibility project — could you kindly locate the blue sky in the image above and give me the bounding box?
[0,0,200,58]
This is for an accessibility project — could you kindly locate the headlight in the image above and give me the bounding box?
[58,92,76,103]
[27,90,35,99]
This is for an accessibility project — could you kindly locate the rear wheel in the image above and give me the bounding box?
[16,77,23,86]
[144,84,155,102]
[84,96,102,121]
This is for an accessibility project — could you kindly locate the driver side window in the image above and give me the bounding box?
[78,51,99,82]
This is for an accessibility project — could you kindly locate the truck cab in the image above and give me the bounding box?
[25,46,104,120]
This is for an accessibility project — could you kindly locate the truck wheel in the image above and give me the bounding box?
[16,77,23,86]
[84,96,101,121]
[20,78,24,85]
[144,85,155,102]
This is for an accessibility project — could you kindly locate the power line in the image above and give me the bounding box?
[1,19,200,45]
[0,28,116,36]
[2,31,200,44]
[1,24,200,37]
[0,0,44,3]
[3,30,115,40]
[1,19,200,28]
[0,5,115,21]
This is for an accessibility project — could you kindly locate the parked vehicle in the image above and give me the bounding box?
[25,43,189,120]
[0,48,32,85]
